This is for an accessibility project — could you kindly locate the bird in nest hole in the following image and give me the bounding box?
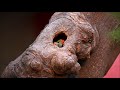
[54,39,65,48]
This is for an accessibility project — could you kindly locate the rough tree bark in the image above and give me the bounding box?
[1,12,120,78]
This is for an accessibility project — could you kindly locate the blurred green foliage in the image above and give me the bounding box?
[109,28,120,43]
[109,12,120,43]
[110,12,120,19]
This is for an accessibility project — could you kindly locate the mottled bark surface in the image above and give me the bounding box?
[1,12,120,78]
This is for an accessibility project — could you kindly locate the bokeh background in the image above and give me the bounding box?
[0,12,54,75]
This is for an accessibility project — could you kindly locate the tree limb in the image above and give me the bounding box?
[1,12,120,78]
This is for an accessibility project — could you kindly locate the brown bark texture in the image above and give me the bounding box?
[1,12,120,78]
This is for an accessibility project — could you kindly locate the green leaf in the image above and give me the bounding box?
[110,12,120,20]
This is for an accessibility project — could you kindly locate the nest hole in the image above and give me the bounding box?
[53,32,67,48]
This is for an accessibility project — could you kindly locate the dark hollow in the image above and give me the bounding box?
[78,59,86,67]
[53,32,67,47]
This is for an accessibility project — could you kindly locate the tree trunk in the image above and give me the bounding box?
[1,12,120,78]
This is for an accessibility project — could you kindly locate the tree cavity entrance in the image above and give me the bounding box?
[53,32,67,48]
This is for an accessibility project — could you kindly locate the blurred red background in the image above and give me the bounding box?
[34,12,54,36]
